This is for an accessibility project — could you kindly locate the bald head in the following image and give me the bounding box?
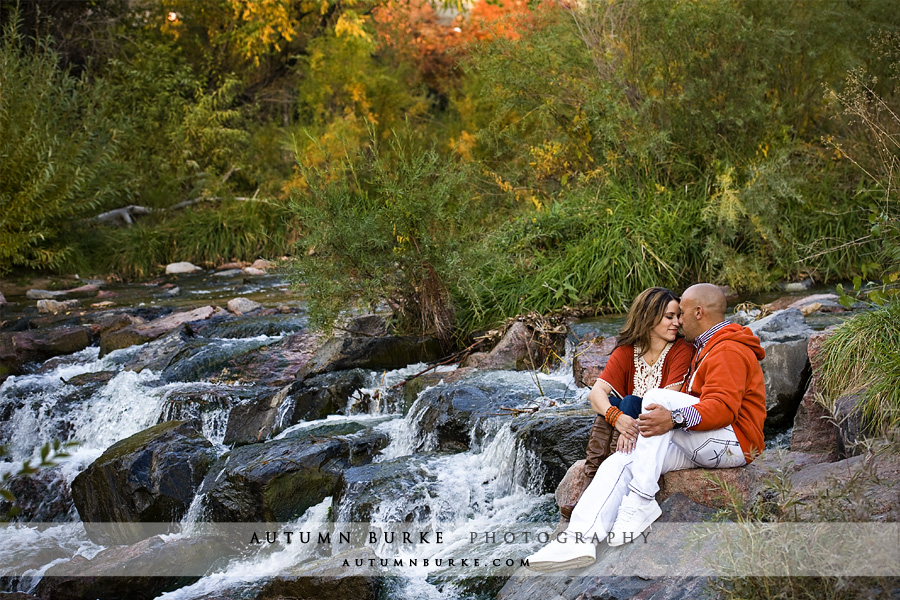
[680,283,727,342]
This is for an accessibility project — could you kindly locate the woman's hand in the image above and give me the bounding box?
[615,414,639,454]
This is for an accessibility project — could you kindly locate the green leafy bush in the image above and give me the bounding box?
[0,19,120,273]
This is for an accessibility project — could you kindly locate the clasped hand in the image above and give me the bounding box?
[637,403,673,437]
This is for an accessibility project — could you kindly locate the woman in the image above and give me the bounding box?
[561,287,692,519]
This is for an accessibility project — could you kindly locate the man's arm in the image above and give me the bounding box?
[687,347,751,431]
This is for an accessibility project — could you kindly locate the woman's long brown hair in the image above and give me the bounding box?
[613,287,681,353]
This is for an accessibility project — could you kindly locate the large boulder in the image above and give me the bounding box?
[790,327,840,458]
[298,334,443,380]
[198,430,389,522]
[747,309,814,429]
[572,336,617,388]
[99,306,217,356]
[71,421,216,544]
[33,534,231,600]
[0,326,93,383]
[509,407,594,493]
[222,370,368,446]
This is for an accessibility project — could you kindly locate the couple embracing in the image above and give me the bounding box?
[527,283,766,572]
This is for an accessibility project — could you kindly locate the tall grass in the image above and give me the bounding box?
[818,299,900,436]
[453,179,705,332]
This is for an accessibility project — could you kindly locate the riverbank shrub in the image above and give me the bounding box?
[286,131,476,343]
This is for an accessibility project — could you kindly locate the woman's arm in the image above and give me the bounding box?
[588,378,615,415]
[588,377,639,450]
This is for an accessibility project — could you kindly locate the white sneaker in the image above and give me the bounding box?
[524,537,596,572]
[608,494,661,547]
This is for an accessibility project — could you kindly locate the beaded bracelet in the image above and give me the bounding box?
[605,406,622,427]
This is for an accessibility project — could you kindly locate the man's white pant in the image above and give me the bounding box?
[566,388,746,540]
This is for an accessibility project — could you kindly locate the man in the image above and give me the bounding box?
[526,283,766,572]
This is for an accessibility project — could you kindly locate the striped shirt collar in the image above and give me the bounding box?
[693,320,730,350]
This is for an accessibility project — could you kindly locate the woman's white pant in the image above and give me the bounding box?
[566,388,746,540]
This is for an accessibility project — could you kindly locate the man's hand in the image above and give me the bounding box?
[637,404,674,437]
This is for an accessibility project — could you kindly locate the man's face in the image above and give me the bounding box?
[680,295,702,342]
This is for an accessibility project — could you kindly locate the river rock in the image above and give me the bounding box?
[214,269,244,278]
[226,297,262,315]
[251,259,275,271]
[165,261,202,274]
[791,327,840,458]
[256,548,382,600]
[333,457,437,523]
[36,298,81,314]
[193,312,307,339]
[510,407,594,493]
[832,392,867,457]
[72,421,216,544]
[407,380,521,453]
[498,494,718,600]
[299,334,443,380]
[0,326,93,383]
[157,386,256,433]
[99,306,216,356]
[572,336,617,388]
[789,451,900,521]
[243,267,266,276]
[223,383,295,446]
[160,334,277,382]
[199,431,388,522]
[224,370,367,446]
[284,369,369,424]
[33,534,231,600]
[467,321,566,371]
[747,309,814,429]
[0,466,74,522]
[217,330,324,386]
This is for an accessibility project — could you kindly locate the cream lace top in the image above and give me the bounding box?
[631,341,674,397]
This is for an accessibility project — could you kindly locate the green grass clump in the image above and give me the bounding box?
[67,200,295,279]
[818,298,900,437]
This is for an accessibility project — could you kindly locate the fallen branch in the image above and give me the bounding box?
[94,205,154,226]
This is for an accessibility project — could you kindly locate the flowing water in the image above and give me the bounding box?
[0,275,591,599]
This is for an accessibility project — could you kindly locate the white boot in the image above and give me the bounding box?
[608,493,661,547]
[524,537,596,572]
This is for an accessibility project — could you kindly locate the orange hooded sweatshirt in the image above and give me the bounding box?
[681,323,766,462]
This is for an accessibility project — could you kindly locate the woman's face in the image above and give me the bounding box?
[650,299,682,343]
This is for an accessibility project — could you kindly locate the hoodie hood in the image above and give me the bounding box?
[700,323,765,361]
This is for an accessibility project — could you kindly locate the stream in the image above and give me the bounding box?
[0,273,848,599]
